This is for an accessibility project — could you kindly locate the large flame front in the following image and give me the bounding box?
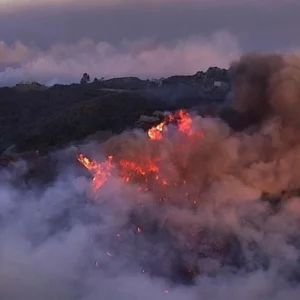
[78,110,204,191]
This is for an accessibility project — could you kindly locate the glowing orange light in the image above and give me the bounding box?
[77,110,205,194]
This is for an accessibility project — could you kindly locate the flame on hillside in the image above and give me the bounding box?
[77,110,204,191]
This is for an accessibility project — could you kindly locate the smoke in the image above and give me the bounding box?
[3,52,300,299]
[230,53,300,127]
[0,31,240,86]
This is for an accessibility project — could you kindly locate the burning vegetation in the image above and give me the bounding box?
[78,110,202,191]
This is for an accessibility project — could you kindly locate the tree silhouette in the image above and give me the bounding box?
[80,73,90,84]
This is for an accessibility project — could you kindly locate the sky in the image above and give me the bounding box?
[0,0,299,86]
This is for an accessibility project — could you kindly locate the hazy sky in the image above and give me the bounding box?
[0,0,299,85]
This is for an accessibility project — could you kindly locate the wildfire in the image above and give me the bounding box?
[77,154,113,190]
[78,110,204,192]
[147,112,178,140]
[77,110,208,288]
[178,110,193,135]
[147,121,165,140]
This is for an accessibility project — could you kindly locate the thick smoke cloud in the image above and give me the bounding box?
[230,53,300,124]
[230,53,300,142]
[2,52,300,299]
[0,32,240,86]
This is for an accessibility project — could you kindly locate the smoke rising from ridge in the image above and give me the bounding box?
[2,52,300,299]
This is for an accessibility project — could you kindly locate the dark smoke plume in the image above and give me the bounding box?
[231,53,300,129]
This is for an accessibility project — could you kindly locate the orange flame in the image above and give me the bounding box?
[178,110,193,135]
[78,110,204,192]
[147,121,166,140]
[77,154,113,190]
[147,110,195,140]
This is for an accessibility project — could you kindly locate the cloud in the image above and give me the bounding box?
[0,31,240,86]
[1,0,296,9]
[0,0,218,14]
[1,0,297,18]
[1,0,299,54]
[0,0,257,10]
[0,41,33,66]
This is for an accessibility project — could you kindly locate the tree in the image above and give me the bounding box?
[93,77,99,83]
[80,73,90,84]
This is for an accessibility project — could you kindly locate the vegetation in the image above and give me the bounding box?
[0,68,231,157]
[80,73,90,84]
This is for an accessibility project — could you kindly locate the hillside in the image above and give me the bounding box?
[0,67,231,158]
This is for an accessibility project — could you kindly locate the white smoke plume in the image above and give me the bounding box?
[0,31,240,86]
[2,53,300,299]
